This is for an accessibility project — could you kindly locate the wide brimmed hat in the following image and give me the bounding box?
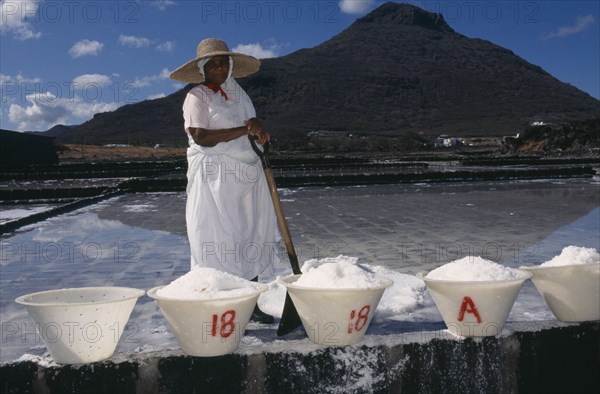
[170,38,260,83]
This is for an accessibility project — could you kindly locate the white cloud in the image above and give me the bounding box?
[118,35,174,51]
[73,74,112,88]
[339,0,375,15]
[118,34,152,48]
[9,92,69,130]
[544,15,595,39]
[156,41,175,52]
[69,100,119,119]
[159,68,171,78]
[0,72,42,85]
[0,0,42,40]
[233,42,280,59]
[69,39,104,58]
[132,68,171,88]
[8,92,119,131]
[151,0,176,11]
[147,93,166,100]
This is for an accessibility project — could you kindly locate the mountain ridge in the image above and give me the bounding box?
[56,2,599,145]
[28,124,76,138]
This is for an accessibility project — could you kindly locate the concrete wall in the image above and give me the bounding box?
[1,322,598,393]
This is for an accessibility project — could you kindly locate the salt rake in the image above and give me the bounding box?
[248,136,303,336]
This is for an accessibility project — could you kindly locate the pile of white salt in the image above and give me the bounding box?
[540,245,600,267]
[156,267,259,300]
[294,255,387,288]
[426,256,526,281]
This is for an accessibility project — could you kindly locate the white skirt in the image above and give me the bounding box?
[185,137,280,279]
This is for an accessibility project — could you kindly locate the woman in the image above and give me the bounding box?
[170,38,279,323]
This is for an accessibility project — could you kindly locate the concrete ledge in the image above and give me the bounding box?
[1,322,598,393]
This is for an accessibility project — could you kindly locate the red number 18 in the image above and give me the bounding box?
[348,305,371,333]
[211,309,236,338]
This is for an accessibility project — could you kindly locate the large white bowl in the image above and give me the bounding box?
[147,284,266,357]
[418,271,531,337]
[278,275,393,346]
[15,287,144,364]
[520,263,600,322]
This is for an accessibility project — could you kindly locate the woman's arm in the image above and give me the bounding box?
[188,126,248,147]
[188,117,270,147]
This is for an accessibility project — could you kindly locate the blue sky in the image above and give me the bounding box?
[1,0,598,132]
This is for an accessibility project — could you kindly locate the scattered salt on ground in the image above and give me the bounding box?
[294,255,389,288]
[15,353,59,368]
[426,256,527,281]
[540,245,600,267]
[156,267,259,300]
[368,265,428,321]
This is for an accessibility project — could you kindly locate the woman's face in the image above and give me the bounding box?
[204,55,229,85]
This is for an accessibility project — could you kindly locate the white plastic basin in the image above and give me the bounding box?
[278,275,393,346]
[146,284,266,357]
[520,263,600,322]
[418,271,531,337]
[15,287,144,364]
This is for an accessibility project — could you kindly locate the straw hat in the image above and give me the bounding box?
[170,38,260,83]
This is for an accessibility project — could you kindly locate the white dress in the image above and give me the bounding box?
[182,78,279,279]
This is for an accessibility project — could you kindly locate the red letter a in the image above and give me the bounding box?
[457,296,482,323]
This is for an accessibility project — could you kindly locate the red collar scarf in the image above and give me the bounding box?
[206,83,228,101]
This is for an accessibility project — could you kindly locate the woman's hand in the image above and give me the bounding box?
[245,118,270,144]
[254,130,271,144]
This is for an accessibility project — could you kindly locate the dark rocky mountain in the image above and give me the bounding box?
[57,89,190,145]
[57,2,599,146]
[29,124,76,137]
